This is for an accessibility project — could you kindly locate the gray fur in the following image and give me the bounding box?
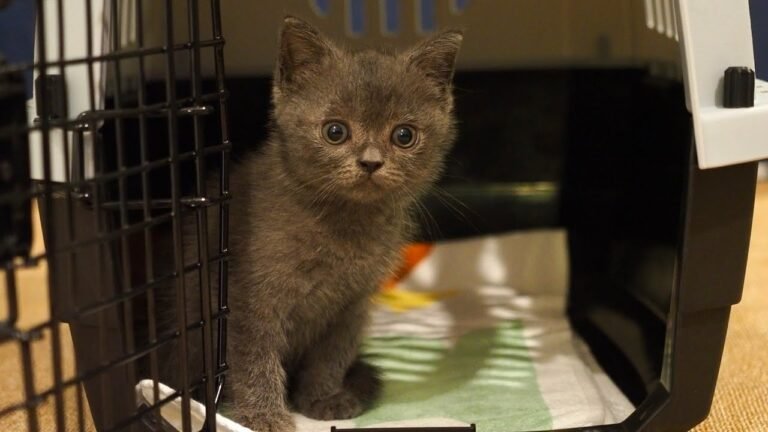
[225,17,462,431]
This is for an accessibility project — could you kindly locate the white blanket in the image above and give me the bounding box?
[137,230,634,431]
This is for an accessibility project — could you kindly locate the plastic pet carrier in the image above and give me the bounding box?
[0,0,765,432]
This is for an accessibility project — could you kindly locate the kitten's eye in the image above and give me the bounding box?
[391,125,417,148]
[322,122,349,144]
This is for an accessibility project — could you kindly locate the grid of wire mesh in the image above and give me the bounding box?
[0,0,230,431]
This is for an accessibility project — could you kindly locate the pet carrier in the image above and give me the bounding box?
[0,0,765,432]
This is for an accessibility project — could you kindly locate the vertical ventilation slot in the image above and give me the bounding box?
[645,0,655,29]
[644,0,679,40]
[663,0,675,38]
[655,0,665,34]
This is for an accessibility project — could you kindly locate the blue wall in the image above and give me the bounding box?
[0,1,35,96]
[751,0,768,79]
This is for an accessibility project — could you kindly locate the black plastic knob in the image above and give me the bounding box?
[34,74,66,119]
[724,66,755,108]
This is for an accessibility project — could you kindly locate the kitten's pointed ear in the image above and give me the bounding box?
[406,30,463,91]
[277,16,334,86]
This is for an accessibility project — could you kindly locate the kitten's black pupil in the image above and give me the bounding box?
[396,127,413,145]
[327,124,345,142]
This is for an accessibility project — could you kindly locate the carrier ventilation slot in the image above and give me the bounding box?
[645,0,680,41]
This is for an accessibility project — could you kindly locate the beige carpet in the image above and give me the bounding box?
[693,181,768,431]
[0,204,96,431]
[1,184,767,432]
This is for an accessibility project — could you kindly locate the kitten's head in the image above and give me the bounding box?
[270,16,462,204]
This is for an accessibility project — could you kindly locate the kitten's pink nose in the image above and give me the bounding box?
[358,147,384,174]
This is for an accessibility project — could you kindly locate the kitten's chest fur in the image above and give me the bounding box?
[281,218,400,340]
[228,151,409,354]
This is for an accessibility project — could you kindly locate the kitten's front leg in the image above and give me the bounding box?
[292,299,379,420]
[229,322,295,432]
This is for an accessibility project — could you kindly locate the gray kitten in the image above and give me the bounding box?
[226,17,462,431]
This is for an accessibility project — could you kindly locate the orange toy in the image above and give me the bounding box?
[381,243,434,291]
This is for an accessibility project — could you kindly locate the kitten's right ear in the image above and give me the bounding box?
[277,16,334,86]
[406,29,463,92]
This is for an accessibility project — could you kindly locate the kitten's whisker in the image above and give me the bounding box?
[432,187,472,215]
[288,171,339,195]
[434,186,484,218]
[313,179,342,219]
[403,186,442,241]
[430,187,482,234]
[306,181,329,212]
[318,187,339,218]
[418,200,443,241]
[309,180,338,216]
[394,194,418,238]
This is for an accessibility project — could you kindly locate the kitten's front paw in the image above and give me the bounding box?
[299,390,363,421]
[241,410,295,432]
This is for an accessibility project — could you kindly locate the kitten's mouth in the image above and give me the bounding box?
[356,173,383,187]
[343,175,389,200]
[341,172,411,203]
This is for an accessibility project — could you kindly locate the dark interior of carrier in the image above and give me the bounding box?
[1,1,761,431]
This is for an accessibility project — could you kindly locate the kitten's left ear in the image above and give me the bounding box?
[406,30,463,91]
